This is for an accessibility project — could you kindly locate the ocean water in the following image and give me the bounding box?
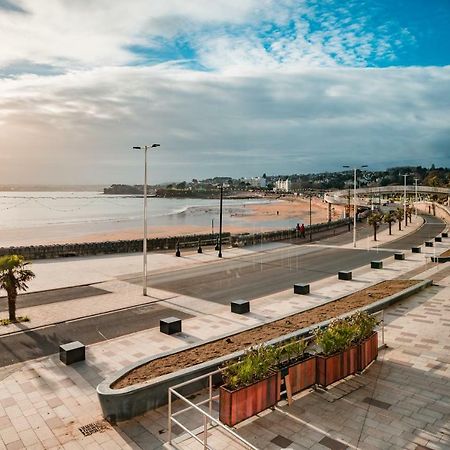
[0,192,300,246]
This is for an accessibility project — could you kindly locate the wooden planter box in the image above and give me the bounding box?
[316,346,358,387]
[287,355,316,394]
[358,332,378,372]
[219,371,280,427]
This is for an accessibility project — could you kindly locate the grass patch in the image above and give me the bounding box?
[0,316,30,326]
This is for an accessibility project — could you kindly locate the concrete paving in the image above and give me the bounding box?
[0,215,448,449]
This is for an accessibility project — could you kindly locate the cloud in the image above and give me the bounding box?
[0,64,448,184]
[0,0,415,73]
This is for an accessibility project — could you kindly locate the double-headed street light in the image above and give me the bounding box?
[133,143,161,296]
[343,165,368,248]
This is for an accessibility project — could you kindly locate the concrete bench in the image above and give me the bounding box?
[425,241,433,247]
[231,300,250,314]
[435,237,442,242]
[411,247,421,253]
[442,232,448,238]
[160,317,182,335]
[338,271,352,281]
[294,284,310,295]
[394,253,405,260]
[371,261,383,269]
[60,341,85,365]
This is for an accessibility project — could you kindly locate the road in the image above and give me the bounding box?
[0,214,444,367]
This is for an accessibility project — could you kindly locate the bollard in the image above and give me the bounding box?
[231,300,250,314]
[394,253,405,260]
[338,271,352,281]
[425,241,433,247]
[411,247,421,253]
[435,237,442,242]
[294,284,310,295]
[60,341,85,365]
[197,240,203,254]
[175,241,181,257]
[371,261,383,269]
[442,232,448,238]
[160,317,182,335]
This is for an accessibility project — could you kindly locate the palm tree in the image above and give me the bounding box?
[368,211,383,241]
[383,211,396,235]
[395,208,404,231]
[0,255,35,323]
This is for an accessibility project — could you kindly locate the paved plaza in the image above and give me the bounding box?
[0,216,449,449]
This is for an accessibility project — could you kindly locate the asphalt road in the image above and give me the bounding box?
[0,214,444,367]
[0,304,192,368]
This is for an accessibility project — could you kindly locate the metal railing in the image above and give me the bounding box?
[167,310,386,449]
[168,369,258,450]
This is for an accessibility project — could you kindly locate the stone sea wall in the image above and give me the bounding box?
[0,219,350,260]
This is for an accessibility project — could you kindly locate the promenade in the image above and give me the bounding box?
[0,215,449,449]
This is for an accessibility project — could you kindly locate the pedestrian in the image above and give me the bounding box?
[300,223,305,238]
[296,223,300,237]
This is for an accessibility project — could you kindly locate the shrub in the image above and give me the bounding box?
[314,319,357,356]
[274,338,307,366]
[222,345,277,390]
[349,311,378,343]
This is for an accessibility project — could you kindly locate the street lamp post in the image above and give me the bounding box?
[133,143,160,296]
[309,193,312,242]
[218,184,223,258]
[402,174,408,227]
[343,165,368,248]
[414,178,419,217]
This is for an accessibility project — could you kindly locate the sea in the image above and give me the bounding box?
[0,191,299,247]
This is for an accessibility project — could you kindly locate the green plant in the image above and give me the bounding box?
[0,255,35,323]
[349,312,378,343]
[383,210,396,235]
[314,319,357,356]
[368,212,383,241]
[0,316,29,326]
[275,338,307,366]
[222,345,277,390]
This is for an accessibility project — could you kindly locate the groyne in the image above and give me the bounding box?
[0,219,350,260]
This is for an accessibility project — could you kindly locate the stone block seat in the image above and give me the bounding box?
[160,317,182,335]
[338,271,352,281]
[294,283,310,295]
[60,341,85,365]
[231,299,250,314]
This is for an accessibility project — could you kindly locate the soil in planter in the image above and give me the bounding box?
[113,279,418,389]
[440,249,450,257]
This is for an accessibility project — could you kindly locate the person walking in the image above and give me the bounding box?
[300,223,306,238]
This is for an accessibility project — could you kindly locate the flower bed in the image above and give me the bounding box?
[113,280,417,389]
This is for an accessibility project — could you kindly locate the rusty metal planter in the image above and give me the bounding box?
[358,332,378,372]
[316,346,358,387]
[219,371,280,427]
[286,355,316,394]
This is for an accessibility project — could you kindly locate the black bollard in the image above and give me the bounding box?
[197,239,203,253]
[175,241,181,257]
[214,237,219,251]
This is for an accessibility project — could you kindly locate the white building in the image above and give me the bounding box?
[275,178,291,192]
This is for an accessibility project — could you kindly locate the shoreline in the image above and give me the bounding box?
[0,197,345,247]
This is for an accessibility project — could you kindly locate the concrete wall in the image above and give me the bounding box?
[0,219,350,260]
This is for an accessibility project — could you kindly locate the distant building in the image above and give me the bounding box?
[275,178,291,192]
[250,177,267,188]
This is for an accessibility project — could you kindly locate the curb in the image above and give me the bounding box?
[97,278,431,422]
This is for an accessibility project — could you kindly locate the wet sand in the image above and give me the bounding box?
[0,197,345,246]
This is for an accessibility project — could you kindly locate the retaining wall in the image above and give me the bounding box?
[0,219,350,260]
[97,279,431,422]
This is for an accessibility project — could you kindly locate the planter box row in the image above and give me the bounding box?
[219,332,378,427]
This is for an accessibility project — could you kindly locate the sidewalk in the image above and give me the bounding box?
[0,215,428,335]
[0,223,448,448]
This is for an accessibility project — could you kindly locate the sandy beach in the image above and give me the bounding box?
[0,196,345,246]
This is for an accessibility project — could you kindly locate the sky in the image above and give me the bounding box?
[0,0,449,185]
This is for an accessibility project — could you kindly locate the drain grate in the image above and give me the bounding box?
[79,420,110,436]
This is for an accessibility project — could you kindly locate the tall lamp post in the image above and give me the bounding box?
[401,174,409,227]
[343,165,368,248]
[133,143,160,296]
[414,177,419,217]
[218,184,223,258]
